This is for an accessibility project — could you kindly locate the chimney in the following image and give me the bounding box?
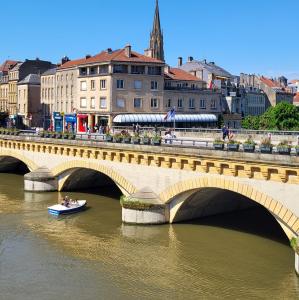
[203,59,207,64]
[164,65,170,74]
[85,54,91,59]
[106,48,112,54]
[178,57,183,67]
[144,48,152,58]
[187,56,193,62]
[124,44,131,58]
[61,56,70,65]
[210,61,215,65]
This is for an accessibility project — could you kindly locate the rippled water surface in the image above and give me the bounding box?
[0,174,298,299]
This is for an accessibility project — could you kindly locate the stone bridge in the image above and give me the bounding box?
[1,135,299,271]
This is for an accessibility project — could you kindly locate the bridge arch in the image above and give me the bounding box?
[160,176,299,239]
[0,149,38,172]
[51,160,137,196]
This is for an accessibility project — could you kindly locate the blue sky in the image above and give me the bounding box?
[1,0,299,79]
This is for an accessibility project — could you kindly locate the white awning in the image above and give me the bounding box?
[113,114,217,123]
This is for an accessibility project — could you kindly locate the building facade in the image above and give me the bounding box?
[241,74,294,108]
[17,74,41,127]
[8,59,55,126]
[73,45,165,132]
[40,68,56,129]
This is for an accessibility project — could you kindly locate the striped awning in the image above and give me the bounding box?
[113,114,217,123]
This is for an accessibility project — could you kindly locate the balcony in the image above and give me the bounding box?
[164,85,204,91]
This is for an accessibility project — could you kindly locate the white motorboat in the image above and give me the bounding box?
[48,200,87,216]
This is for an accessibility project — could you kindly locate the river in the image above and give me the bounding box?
[0,174,298,299]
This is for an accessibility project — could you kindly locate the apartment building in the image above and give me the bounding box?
[73,45,164,132]
[17,74,41,127]
[41,67,56,129]
[55,56,86,131]
[8,59,55,127]
[0,60,18,126]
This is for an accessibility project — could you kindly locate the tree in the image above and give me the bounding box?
[242,102,299,131]
[242,115,260,130]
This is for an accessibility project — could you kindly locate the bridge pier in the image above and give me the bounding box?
[24,167,58,192]
[295,253,299,275]
[121,187,169,224]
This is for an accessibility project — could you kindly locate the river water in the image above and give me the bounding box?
[0,174,298,299]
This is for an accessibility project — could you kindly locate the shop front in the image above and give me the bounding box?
[96,115,109,127]
[53,112,63,132]
[77,114,88,133]
[64,114,77,132]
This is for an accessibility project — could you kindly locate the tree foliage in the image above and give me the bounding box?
[242,102,299,131]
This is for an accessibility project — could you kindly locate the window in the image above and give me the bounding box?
[211,99,216,109]
[200,99,206,109]
[99,65,109,74]
[117,79,124,89]
[148,66,161,75]
[178,98,183,108]
[80,97,87,108]
[131,65,145,74]
[113,65,128,74]
[80,81,87,91]
[91,80,95,90]
[117,99,125,108]
[79,67,87,76]
[100,97,107,109]
[151,81,158,90]
[166,99,171,108]
[66,74,68,81]
[90,67,97,75]
[70,85,73,96]
[100,80,106,90]
[90,97,95,108]
[151,98,159,108]
[134,98,142,108]
[189,98,195,109]
[134,80,142,89]
[66,85,68,96]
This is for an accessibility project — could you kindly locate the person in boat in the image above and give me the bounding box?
[63,196,70,207]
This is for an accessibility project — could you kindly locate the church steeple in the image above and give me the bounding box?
[149,0,164,61]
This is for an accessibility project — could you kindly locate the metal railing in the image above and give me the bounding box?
[111,126,299,137]
[1,131,298,156]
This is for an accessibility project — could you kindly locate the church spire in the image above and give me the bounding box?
[149,0,164,61]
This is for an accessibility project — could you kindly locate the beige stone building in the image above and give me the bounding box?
[163,67,222,126]
[7,59,54,127]
[8,62,22,115]
[17,74,41,127]
[41,68,56,129]
[71,45,164,131]
[0,75,9,113]
[0,60,18,117]
[54,45,222,132]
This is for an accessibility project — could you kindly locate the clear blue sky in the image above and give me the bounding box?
[1,0,299,79]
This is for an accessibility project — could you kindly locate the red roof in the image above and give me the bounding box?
[294,92,299,103]
[0,60,18,73]
[58,57,90,70]
[86,49,163,64]
[260,76,280,88]
[165,68,200,81]
[59,48,164,70]
[290,79,299,84]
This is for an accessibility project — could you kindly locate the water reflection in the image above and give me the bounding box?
[0,174,298,299]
